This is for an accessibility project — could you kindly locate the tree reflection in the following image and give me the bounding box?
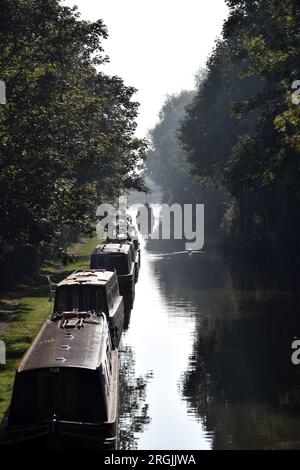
[118,345,152,449]
[181,262,300,449]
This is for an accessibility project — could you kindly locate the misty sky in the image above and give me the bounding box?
[63,0,229,137]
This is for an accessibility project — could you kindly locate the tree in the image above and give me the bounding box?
[0,0,146,283]
[180,0,300,260]
[146,90,197,204]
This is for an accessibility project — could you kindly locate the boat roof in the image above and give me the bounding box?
[18,313,108,372]
[106,237,133,246]
[57,269,116,288]
[94,243,131,255]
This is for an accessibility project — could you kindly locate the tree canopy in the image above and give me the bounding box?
[0,0,146,282]
[180,0,300,260]
[146,86,225,244]
[146,90,197,204]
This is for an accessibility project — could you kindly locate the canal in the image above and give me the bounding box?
[118,237,300,450]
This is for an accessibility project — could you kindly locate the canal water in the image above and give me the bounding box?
[118,238,300,450]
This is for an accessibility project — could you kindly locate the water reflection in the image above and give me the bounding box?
[177,257,300,449]
[123,309,132,331]
[118,345,152,450]
[119,240,211,450]
[119,237,300,449]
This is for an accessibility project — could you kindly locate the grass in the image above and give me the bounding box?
[0,234,100,421]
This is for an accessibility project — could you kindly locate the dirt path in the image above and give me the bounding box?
[54,237,87,273]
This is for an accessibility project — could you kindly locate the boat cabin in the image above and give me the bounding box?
[54,269,124,348]
[105,233,141,282]
[90,243,135,308]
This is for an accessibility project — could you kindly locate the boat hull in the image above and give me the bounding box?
[118,271,135,309]
[1,350,119,450]
[0,421,117,449]
[108,297,124,348]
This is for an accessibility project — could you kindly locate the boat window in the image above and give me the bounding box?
[57,288,83,311]
[106,339,112,373]
[91,253,131,274]
[72,287,79,310]
[8,368,108,425]
[8,371,39,426]
[108,289,113,309]
[90,254,98,269]
[107,336,111,354]
[38,371,56,419]
[57,288,67,311]
[95,289,105,311]
[60,369,107,422]
[112,281,119,299]
[59,369,79,417]
[104,362,109,385]
[103,357,110,389]
[91,253,109,269]
[82,288,90,311]
[76,370,108,422]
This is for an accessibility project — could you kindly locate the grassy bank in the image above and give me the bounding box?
[0,235,100,421]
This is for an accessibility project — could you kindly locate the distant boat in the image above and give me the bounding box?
[90,243,136,309]
[106,229,141,282]
[0,313,118,449]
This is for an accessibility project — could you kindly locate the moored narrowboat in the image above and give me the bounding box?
[54,269,124,347]
[106,231,141,282]
[0,313,118,449]
[90,243,135,309]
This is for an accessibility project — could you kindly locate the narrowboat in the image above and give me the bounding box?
[106,231,141,282]
[54,269,124,348]
[90,243,135,308]
[0,313,118,449]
